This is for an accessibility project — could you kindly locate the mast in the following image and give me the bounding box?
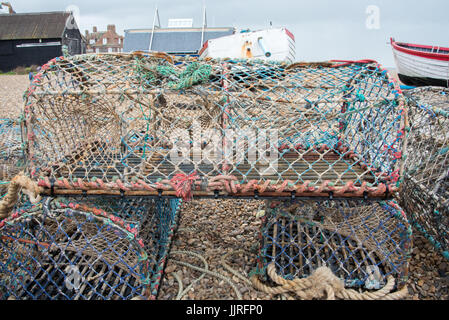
[149,6,161,52]
[200,4,207,51]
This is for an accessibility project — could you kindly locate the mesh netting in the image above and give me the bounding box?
[59,196,182,297]
[0,197,181,300]
[400,87,449,259]
[22,54,406,199]
[253,199,411,291]
[0,118,25,195]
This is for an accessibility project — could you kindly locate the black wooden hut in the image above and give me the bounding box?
[0,11,86,72]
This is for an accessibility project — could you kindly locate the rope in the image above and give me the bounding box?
[251,263,409,300]
[168,250,243,300]
[221,250,252,286]
[221,250,295,300]
[170,172,199,201]
[170,250,209,300]
[0,173,42,220]
[134,58,212,90]
[172,271,184,300]
[169,62,212,90]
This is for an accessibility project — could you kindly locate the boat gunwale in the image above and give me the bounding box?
[391,38,449,62]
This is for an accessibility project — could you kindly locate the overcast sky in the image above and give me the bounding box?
[3,0,449,67]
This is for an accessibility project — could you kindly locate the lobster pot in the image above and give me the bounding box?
[401,178,449,259]
[0,119,24,191]
[254,199,412,293]
[0,198,151,300]
[400,87,449,259]
[63,196,182,297]
[0,119,29,211]
[23,54,406,199]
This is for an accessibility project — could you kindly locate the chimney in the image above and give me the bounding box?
[107,25,116,33]
[93,26,97,33]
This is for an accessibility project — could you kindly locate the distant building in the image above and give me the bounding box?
[123,8,235,55]
[124,26,235,55]
[0,11,86,72]
[85,25,124,54]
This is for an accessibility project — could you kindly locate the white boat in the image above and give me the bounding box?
[391,38,449,88]
[199,27,295,63]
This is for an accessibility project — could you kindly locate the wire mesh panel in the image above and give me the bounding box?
[400,87,449,259]
[0,119,24,193]
[58,196,182,297]
[253,199,412,294]
[0,197,180,300]
[219,61,406,198]
[23,54,406,199]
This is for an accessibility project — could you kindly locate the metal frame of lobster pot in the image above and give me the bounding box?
[0,196,181,300]
[250,198,412,300]
[21,54,407,201]
[400,87,449,260]
[0,119,25,192]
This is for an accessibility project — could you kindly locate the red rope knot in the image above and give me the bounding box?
[390,169,400,183]
[38,177,51,189]
[170,172,199,201]
[115,179,130,192]
[278,143,290,152]
[41,63,50,72]
[32,73,43,83]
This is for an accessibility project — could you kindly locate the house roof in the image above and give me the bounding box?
[123,27,235,54]
[0,11,72,40]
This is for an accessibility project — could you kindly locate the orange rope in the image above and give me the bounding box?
[1,235,50,249]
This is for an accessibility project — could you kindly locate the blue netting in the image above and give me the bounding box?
[0,118,25,195]
[254,199,412,290]
[0,196,181,300]
[400,87,449,260]
[62,196,182,297]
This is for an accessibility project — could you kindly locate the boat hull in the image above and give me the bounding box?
[391,39,449,88]
[199,28,296,63]
[398,74,449,88]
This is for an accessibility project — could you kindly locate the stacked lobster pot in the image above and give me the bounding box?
[0,119,25,195]
[0,53,184,300]
[0,118,32,215]
[400,87,449,260]
[0,52,412,299]
[0,197,180,300]
[223,60,412,299]
[252,199,411,299]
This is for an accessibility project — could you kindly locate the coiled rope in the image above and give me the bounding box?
[0,173,42,219]
[135,57,212,91]
[220,250,252,286]
[166,227,248,300]
[170,250,210,300]
[251,263,409,300]
[169,62,212,90]
[169,250,243,300]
